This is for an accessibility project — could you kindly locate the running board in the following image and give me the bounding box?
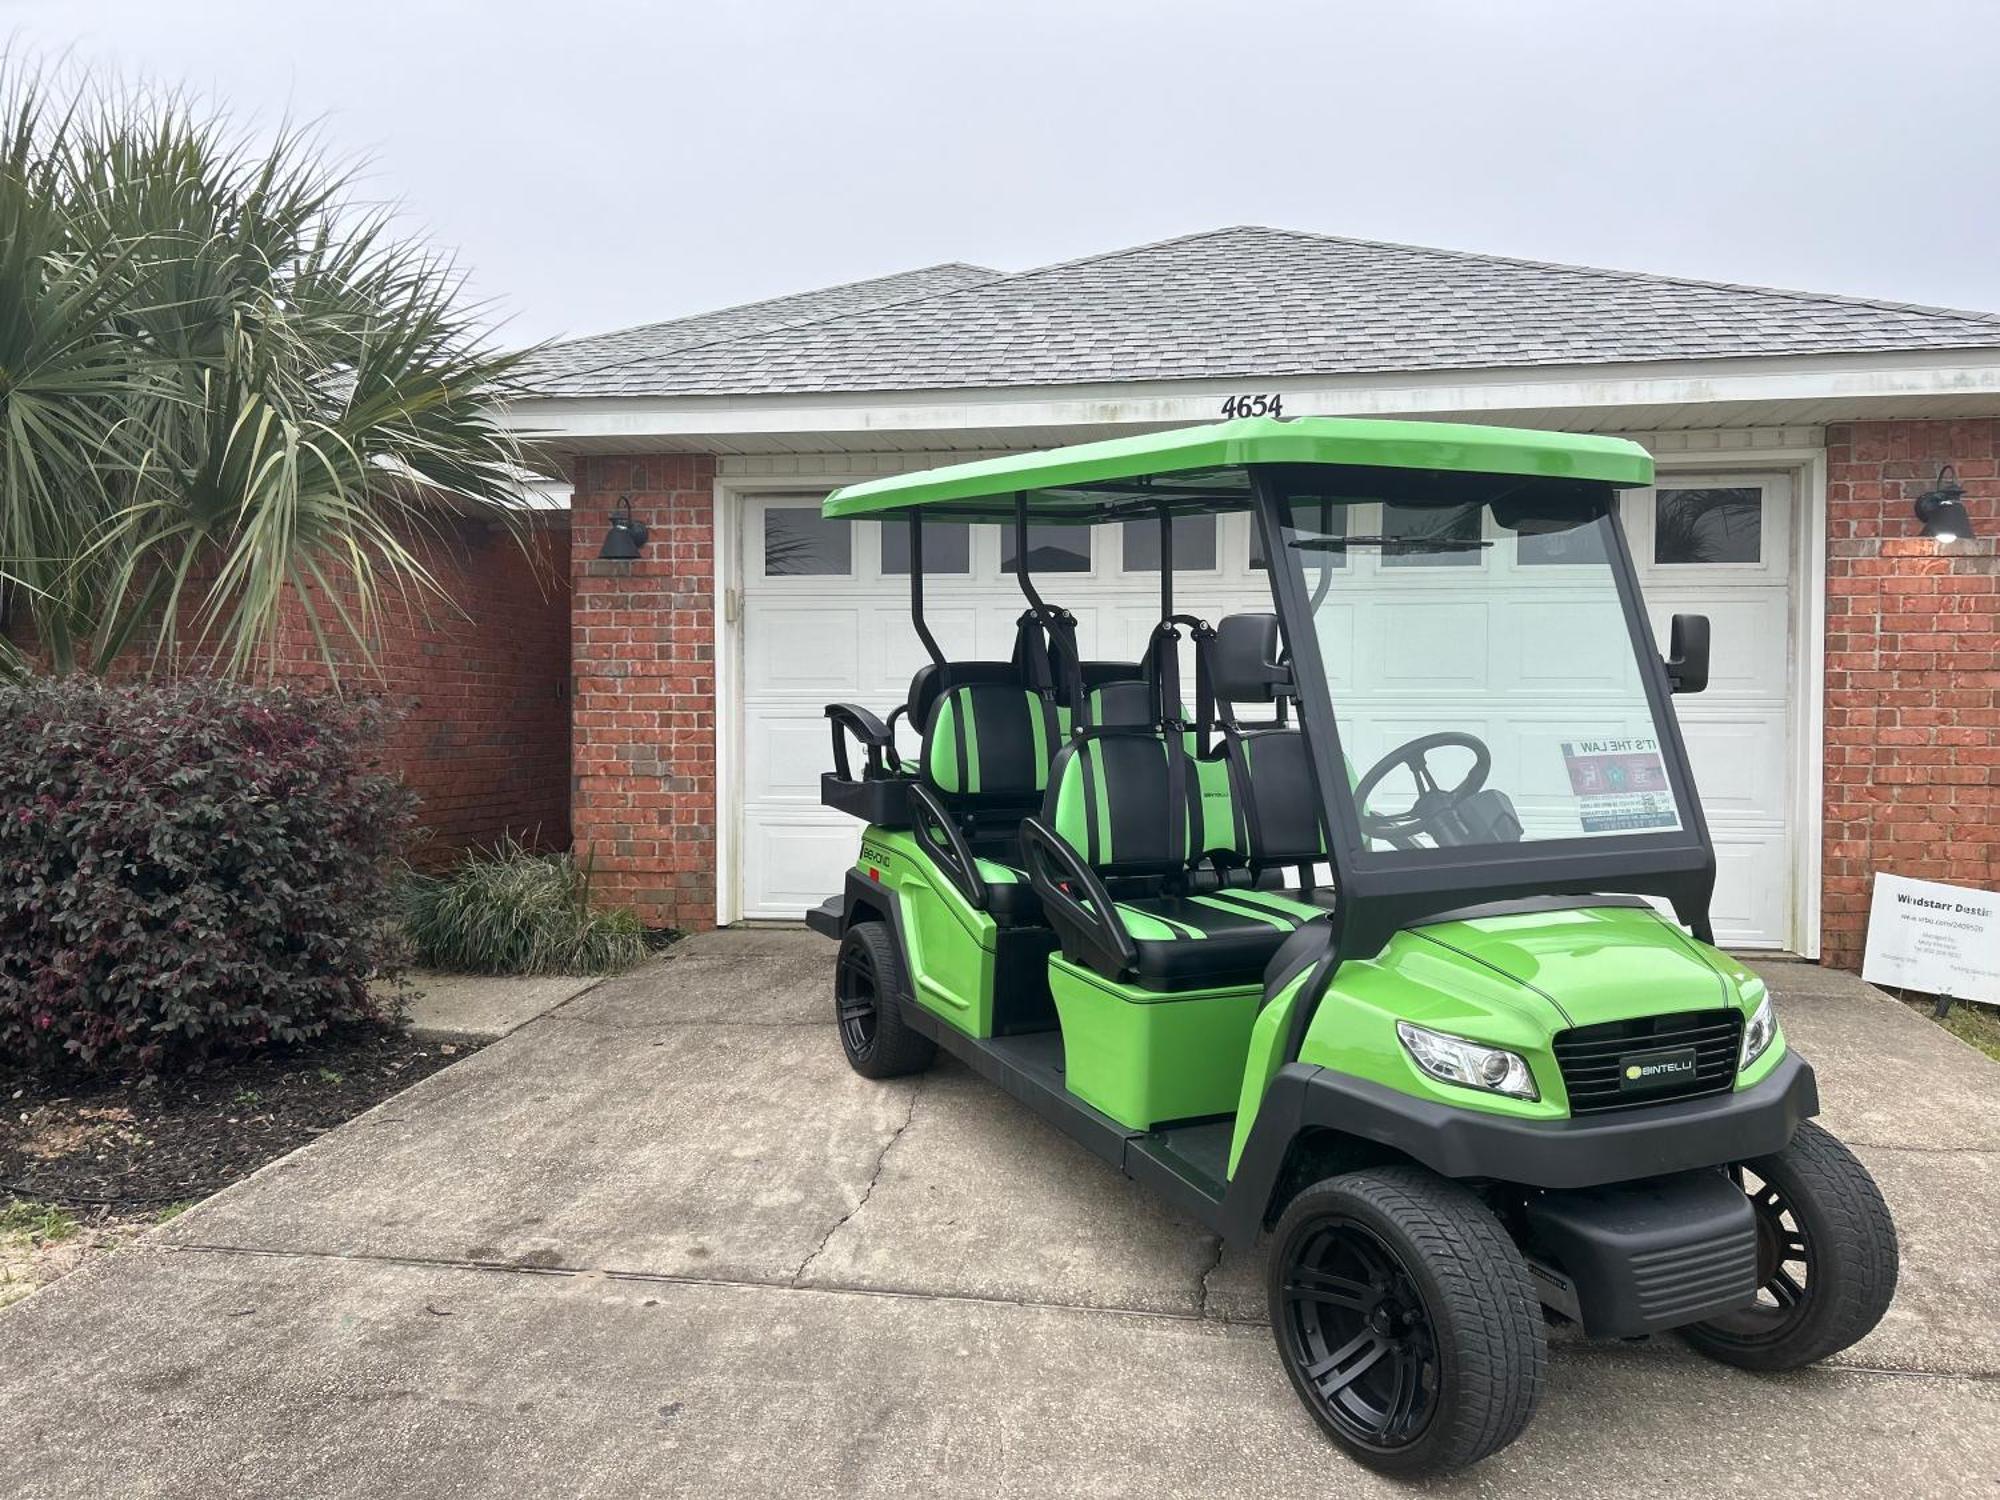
[895,1000,1231,1230]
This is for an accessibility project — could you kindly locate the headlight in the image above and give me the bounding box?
[1740,993,1777,1070]
[1396,1021,1539,1101]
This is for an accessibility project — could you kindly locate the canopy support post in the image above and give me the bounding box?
[908,512,944,667]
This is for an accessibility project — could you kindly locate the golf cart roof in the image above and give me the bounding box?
[821,417,1654,521]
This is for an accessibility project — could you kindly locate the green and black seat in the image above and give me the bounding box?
[916,677,1058,923]
[1021,727,1327,991]
[908,626,1154,924]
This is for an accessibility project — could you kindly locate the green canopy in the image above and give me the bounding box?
[821,416,1654,521]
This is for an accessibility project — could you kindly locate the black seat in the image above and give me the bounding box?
[1024,726,1322,991]
[1212,612,1333,896]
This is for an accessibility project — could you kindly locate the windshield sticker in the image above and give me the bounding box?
[1561,738,1678,833]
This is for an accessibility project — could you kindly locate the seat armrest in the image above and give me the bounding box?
[1019,816,1138,980]
[906,782,987,911]
[825,702,902,779]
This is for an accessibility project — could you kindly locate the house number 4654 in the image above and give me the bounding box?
[1220,393,1284,418]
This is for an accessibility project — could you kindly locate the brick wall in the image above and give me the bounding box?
[570,454,718,930]
[2,516,572,864]
[1823,418,2000,967]
[276,517,574,861]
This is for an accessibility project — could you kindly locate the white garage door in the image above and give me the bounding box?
[1626,474,1796,948]
[734,474,1796,948]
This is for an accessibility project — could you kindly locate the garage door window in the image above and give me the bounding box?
[880,520,969,574]
[1656,488,1761,565]
[1001,522,1090,573]
[1121,514,1217,571]
[764,507,851,576]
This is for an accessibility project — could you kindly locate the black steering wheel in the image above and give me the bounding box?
[1353,732,1492,847]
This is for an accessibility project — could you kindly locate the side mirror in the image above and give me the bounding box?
[1213,613,1292,702]
[1665,613,1710,695]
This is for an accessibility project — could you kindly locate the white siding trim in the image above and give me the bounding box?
[507,352,2000,444]
[711,475,740,927]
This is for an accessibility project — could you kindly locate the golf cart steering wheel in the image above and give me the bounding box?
[1353,732,1492,847]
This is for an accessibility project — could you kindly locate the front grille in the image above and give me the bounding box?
[1553,1009,1743,1116]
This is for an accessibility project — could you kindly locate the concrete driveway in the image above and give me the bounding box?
[3,931,1996,1498]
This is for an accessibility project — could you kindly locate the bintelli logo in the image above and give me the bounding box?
[1624,1057,1694,1082]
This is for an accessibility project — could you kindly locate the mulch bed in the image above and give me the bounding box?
[0,1027,484,1211]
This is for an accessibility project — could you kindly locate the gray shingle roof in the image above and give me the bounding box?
[517,262,1000,390]
[520,226,2000,399]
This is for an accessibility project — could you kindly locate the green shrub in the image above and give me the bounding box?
[0,677,416,1074]
[401,839,650,976]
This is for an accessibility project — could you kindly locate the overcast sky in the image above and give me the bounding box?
[11,0,2000,350]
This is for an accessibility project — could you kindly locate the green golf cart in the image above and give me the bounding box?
[803,417,1896,1475]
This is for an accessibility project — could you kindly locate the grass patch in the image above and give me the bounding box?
[1938,1001,2000,1063]
[401,837,653,976]
[0,1200,79,1246]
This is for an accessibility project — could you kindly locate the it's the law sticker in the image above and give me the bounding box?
[1561,737,1679,833]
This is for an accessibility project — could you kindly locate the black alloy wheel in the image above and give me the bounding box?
[1267,1168,1544,1476]
[835,935,880,1057]
[831,921,936,1079]
[1278,1218,1438,1450]
[1682,1120,1897,1371]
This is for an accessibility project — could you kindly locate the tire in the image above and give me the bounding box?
[1267,1166,1546,1477]
[1681,1120,1898,1371]
[833,921,936,1080]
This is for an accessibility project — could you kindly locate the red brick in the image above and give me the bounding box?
[1819,418,2000,968]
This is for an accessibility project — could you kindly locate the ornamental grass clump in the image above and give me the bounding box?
[0,677,416,1075]
[400,838,650,976]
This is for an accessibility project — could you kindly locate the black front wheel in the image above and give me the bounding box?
[1681,1120,1898,1371]
[833,921,936,1080]
[1268,1167,1545,1476]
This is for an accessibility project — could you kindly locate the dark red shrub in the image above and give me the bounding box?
[0,677,417,1074]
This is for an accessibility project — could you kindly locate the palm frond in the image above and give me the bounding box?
[0,57,547,683]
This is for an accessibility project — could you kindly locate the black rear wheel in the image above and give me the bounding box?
[834,921,936,1079]
[1268,1167,1545,1476]
[1681,1120,1898,1371]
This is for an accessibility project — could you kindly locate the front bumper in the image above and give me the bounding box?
[1285,1049,1818,1190]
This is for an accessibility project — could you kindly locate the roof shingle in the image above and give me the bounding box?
[518,261,1000,389]
[519,226,2000,399]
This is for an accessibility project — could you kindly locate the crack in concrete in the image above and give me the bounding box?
[791,1075,925,1287]
[1842,1139,2000,1157]
[152,1241,2000,1385]
[1193,1236,1226,1321]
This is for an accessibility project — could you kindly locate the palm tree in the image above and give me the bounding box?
[0,62,543,680]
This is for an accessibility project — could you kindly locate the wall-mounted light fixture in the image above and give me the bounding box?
[598,494,649,560]
[1914,465,1975,542]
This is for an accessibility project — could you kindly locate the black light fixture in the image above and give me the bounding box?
[598,494,649,560]
[1914,465,1975,542]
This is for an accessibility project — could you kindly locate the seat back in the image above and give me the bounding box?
[921,681,1058,807]
[1207,611,1328,873]
[1041,730,1237,878]
[1076,662,1152,729]
[906,661,1019,738]
[1223,727,1328,869]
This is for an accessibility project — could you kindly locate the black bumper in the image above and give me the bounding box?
[1219,1050,1819,1243]
[804,896,842,939]
[1292,1050,1818,1189]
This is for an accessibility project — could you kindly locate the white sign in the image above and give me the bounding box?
[1862,872,2000,1004]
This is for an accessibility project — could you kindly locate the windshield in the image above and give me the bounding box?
[1269,478,1688,855]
